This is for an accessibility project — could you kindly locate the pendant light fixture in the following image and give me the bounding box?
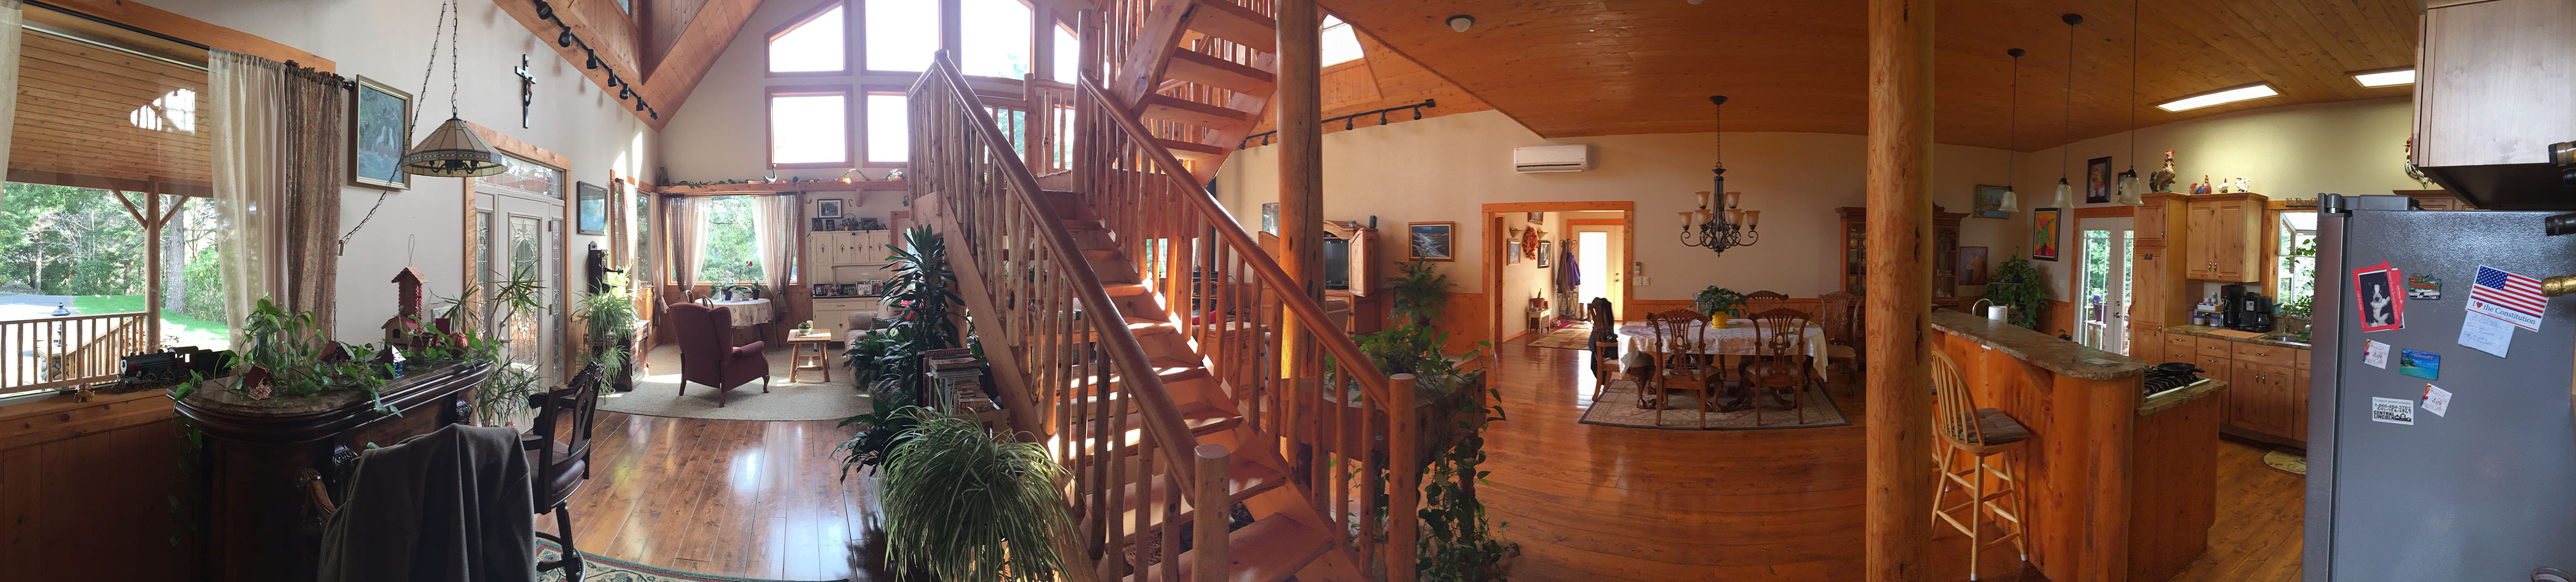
[400,0,505,178]
[2052,13,2082,208]
[1999,48,2024,213]
[2113,1,2144,205]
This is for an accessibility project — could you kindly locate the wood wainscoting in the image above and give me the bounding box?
[0,389,193,580]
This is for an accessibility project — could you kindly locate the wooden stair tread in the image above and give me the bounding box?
[1182,0,1277,54]
[1156,138,1227,161]
[1083,450,1286,512]
[1041,190,1096,220]
[1137,94,1255,129]
[1130,513,1334,582]
[1164,49,1275,94]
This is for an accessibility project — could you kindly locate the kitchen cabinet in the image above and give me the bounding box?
[813,297,884,336]
[2181,193,2265,282]
[2228,360,2300,441]
[2163,331,2309,447]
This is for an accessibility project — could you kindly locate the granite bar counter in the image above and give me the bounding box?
[1928,311,2225,582]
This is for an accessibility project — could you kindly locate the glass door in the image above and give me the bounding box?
[2076,217,2136,354]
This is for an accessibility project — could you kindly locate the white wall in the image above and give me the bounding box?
[1211,109,2020,301]
[151,0,656,341]
[2011,97,2423,300]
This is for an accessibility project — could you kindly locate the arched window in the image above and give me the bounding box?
[1320,15,1362,67]
[768,2,846,74]
[864,0,938,72]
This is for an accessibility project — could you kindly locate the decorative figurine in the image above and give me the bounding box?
[2191,175,2214,195]
[2148,150,2178,193]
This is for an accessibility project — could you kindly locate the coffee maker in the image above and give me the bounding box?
[2219,283,2275,332]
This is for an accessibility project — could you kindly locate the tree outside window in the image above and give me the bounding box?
[2277,211,2319,316]
[696,197,766,283]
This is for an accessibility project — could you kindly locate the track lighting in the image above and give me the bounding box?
[635,100,645,112]
[585,51,599,69]
[606,74,619,88]
[620,84,632,100]
[557,28,572,47]
[533,0,553,19]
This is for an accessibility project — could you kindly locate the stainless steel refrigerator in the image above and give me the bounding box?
[2308,196,2576,581]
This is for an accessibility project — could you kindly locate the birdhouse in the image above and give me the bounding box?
[385,267,430,348]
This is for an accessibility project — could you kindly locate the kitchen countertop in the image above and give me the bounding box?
[2162,324,2313,349]
[2139,378,2229,416]
[1929,311,2150,380]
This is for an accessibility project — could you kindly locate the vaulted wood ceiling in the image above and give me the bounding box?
[1323,0,2421,151]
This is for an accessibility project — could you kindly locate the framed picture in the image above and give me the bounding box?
[1527,212,1544,225]
[2031,208,2061,261]
[810,217,834,231]
[1506,241,1521,264]
[817,198,845,218]
[1261,203,1279,234]
[349,75,412,190]
[1407,221,1455,261]
[1536,240,1553,268]
[1972,184,2011,218]
[2085,156,2114,204]
[1958,246,1990,285]
[575,182,608,235]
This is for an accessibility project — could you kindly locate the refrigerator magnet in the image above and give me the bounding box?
[2369,396,2417,425]
[2353,262,2406,332]
[2407,273,2443,299]
[2420,384,2453,417]
[2458,313,2513,358]
[2397,349,2440,380]
[2363,340,2391,368]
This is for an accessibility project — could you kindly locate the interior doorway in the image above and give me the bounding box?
[1478,202,1634,349]
[2075,215,2136,355]
[1570,221,1627,311]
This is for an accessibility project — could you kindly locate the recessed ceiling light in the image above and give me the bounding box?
[1447,15,1474,32]
[2352,68,2415,87]
[2155,83,2280,112]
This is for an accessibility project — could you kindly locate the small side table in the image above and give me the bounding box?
[787,329,835,383]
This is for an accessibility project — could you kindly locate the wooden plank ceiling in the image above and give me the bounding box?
[11,30,211,187]
[1321,0,2420,150]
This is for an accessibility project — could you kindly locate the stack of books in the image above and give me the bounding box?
[923,348,992,413]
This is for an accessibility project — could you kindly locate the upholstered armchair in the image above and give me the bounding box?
[667,302,771,407]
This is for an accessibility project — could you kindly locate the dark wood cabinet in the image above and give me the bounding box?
[1837,207,1966,306]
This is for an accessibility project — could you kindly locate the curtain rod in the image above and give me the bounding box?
[24,1,211,51]
[22,21,208,72]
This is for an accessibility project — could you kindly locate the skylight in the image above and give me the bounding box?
[1321,15,1362,67]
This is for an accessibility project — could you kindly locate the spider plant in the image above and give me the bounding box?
[877,407,1073,582]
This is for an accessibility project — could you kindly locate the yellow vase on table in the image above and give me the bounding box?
[1709,312,1732,329]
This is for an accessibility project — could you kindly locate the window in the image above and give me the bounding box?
[866,93,910,164]
[960,0,1033,79]
[1052,24,1079,81]
[865,0,938,72]
[486,152,566,198]
[769,3,847,74]
[2276,211,2319,315]
[696,197,765,283]
[1320,15,1362,67]
[770,89,851,166]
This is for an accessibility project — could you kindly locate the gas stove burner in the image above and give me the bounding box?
[2144,364,2204,396]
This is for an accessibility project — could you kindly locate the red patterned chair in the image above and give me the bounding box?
[667,302,771,406]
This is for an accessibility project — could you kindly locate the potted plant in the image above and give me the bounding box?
[1693,286,1745,328]
[1986,256,2050,330]
[575,276,639,391]
[876,407,1073,582]
[1388,258,1452,327]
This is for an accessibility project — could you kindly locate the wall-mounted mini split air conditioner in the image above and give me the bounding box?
[1512,144,1592,173]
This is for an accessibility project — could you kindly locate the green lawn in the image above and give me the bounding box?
[70,294,231,348]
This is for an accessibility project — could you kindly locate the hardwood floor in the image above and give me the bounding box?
[540,339,2301,582]
[534,413,894,581]
[1478,339,2304,582]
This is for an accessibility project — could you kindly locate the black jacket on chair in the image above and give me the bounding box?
[318,423,537,582]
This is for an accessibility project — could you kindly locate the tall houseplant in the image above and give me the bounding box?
[1986,255,2050,329]
[575,274,638,391]
[1389,258,1452,327]
[877,408,1074,582]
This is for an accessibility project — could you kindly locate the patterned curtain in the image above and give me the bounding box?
[281,63,346,332]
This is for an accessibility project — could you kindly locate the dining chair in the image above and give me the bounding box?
[1742,290,1791,317]
[1744,307,1817,425]
[1588,297,1623,399]
[1646,308,1720,427]
[1820,290,1864,377]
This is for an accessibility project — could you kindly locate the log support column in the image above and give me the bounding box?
[1864,0,1935,580]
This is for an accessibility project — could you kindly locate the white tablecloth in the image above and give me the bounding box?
[1615,320,1831,380]
[710,299,775,328]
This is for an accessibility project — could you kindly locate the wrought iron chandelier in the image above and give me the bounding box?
[1681,95,1758,254]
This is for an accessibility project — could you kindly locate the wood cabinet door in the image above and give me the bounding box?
[2184,202,2218,278]
[2137,203,2167,244]
[2228,360,2296,438]
[2213,200,2255,281]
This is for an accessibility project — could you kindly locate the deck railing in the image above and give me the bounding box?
[1,312,150,395]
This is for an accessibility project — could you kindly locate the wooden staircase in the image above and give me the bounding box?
[910,47,1422,582]
[1106,0,1284,182]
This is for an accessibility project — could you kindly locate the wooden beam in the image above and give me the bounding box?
[1863,0,1934,580]
[635,0,766,123]
[1276,0,1323,381]
[34,0,331,70]
[654,179,909,196]
[467,120,572,170]
[494,0,670,128]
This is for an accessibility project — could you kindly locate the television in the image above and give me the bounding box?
[1321,237,1350,290]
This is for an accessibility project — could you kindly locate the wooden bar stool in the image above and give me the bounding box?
[1929,350,2032,580]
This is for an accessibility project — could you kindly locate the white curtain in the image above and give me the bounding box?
[670,196,705,292]
[752,194,799,292]
[209,49,286,341]
[0,0,21,213]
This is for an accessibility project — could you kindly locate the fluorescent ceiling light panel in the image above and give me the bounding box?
[2155,84,2279,112]
[2353,69,2415,87]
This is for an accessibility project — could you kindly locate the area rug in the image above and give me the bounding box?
[1527,322,1593,350]
[536,537,846,582]
[598,345,870,422]
[1581,378,1849,430]
[2263,448,2307,475]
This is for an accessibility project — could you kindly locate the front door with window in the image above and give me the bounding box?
[2076,217,2136,354]
[474,154,569,384]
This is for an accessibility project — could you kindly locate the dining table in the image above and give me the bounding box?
[1614,319,1832,381]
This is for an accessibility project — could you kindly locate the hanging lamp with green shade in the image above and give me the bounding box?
[400,0,504,178]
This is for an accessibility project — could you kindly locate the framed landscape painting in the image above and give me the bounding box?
[1972,184,2009,218]
[350,75,412,190]
[1407,221,1454,261]
[576,182,608,235]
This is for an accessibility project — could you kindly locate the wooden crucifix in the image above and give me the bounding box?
[515,54,535,128]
